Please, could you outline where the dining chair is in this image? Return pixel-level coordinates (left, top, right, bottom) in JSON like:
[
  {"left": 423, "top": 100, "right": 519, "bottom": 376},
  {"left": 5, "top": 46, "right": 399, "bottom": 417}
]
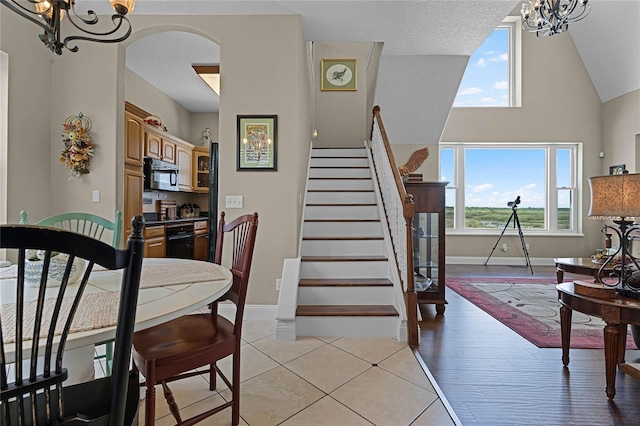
[
  {"left": 132, "top": 211, "right": 259, "bottom": 426},
  {"left": 18, "top": 210, "right": 124, "bottom": 376},
  {"left": 0, "top": 215, "right": 145, "bottom": 425}
]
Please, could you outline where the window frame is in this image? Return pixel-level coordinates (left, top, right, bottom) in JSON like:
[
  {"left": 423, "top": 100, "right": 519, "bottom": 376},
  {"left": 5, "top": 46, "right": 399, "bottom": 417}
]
[{"left": 440, "top": 142, "right": 580, "bottom": 235}]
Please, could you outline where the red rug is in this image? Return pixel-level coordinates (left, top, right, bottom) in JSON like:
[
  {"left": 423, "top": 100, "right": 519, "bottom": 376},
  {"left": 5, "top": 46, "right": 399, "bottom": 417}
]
[{"left": 447, "top": 277, "right": 637, "bottom": 349}]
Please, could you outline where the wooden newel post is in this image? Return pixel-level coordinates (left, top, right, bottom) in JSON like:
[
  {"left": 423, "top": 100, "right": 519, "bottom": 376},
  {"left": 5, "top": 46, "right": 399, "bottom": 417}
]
[{"left": 404, "top": 194, "right": 418, "bottom": 347}]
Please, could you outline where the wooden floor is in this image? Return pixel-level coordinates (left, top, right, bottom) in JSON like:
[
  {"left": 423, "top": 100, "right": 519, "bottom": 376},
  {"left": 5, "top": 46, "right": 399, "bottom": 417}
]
[{"left": 417, "top": 264, "right": 640, "bottom": 426}]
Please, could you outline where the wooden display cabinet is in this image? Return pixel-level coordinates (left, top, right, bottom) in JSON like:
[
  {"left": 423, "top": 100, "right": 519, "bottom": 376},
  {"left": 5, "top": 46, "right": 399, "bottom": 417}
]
[
  {"left": 404, "top": 181, "right": 448, "bottom": 314},
  {"left": 192, "top": 146, "right": 210, "bottom": 193}
]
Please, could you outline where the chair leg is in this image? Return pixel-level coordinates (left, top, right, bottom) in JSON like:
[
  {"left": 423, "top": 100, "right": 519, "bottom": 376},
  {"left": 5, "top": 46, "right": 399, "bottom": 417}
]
[
  {"left": 145, "top": 381, "right": 156, "bottom": 426},
  {"left": 105, "top": 341, "right": 114, "bottom": 376},
  {"left": 232, "top": 352, "right": 240, "bottom": 426},
  {"left": 162, "top": 381, "right": 182, "bottom": 424},
  {"left": 209, "top": 362, "right": 217, "bottom": 391}
]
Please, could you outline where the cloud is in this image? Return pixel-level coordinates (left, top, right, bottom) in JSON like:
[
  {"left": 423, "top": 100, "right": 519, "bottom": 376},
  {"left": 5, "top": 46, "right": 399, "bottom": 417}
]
[
  {"left": 499, "top": 53, "right": 508, "bottom": 62},
  {"left": 476, "top": 58, "right": 487, "bottom": 67},
  {"left": 459, "top": 87, "right": 483, "bottom": 95},
  {"left": 473, "top": 183, "right": 493, "bottom": 192},
  {"left": 480, "top": 97, "right": 499, "bottom": 104},
  {"left": 492, "top": 80, "right": 508, "bottom": 90}
]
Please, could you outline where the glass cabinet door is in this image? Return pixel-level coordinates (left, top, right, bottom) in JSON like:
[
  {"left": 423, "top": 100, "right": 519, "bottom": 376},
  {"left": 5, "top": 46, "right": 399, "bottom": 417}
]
[{"left": 413, "top": 212, "right": 439, "bottom": 292}]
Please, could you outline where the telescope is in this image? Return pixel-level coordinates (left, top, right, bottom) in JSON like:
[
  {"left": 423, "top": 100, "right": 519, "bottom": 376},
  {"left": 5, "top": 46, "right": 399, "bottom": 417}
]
[{"left": 507, "top": 196, "right": 521, "bottom": 208}]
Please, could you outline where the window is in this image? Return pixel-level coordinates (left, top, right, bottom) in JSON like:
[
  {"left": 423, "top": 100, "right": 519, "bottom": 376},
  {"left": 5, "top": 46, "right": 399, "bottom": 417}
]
[
  {"left": 440, "top": 143, "right": 579, "bottom": 234},
  {"left": 453, "top": 17, "right": 521, "bottom": 107}
]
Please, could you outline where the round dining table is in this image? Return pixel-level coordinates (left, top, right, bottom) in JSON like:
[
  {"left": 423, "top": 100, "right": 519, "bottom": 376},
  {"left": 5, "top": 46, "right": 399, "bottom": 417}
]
[{"left": 1, "top": 257, "right": 233, "bottom": 384}]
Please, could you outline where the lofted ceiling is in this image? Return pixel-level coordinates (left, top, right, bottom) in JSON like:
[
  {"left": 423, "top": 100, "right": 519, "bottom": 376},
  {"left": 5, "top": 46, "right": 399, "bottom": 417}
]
[{"left": 118, "top": 0, "right": 639, "bottom": 113}]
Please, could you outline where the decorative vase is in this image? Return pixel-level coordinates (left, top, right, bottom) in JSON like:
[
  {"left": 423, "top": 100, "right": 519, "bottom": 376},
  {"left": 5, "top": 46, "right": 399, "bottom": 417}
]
[{"left": 24, "top": 255, "right": 85, "bottom": 287}]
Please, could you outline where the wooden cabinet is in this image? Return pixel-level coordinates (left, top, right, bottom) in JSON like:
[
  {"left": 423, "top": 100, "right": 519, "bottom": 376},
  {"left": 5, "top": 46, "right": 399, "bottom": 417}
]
[
  {"left": 124, "top": 164, "right": 143, "bottom": 236},
  {"left": 124, "top": 112, "right": 144, "bottom": 166},
  {"left": 144, "top": 128, "right": 176, "bottom": 164},
  {"left": 176, "top": 143, "right": 193, "bottom": 192},
  {"left": 144, "top": 225, "right": 166, "bottom": 258},
  {"left": 192, "top": 146, "right": 210, "bottom": 193},
  {"left": 162, "top": 140, "right": 176, "bottom": 164},
  {"left": 193, "top": 220, "right": 209, "bottom": 261},
  {"left": 404, "top": 181, "right": 447, "bottom": 314}
]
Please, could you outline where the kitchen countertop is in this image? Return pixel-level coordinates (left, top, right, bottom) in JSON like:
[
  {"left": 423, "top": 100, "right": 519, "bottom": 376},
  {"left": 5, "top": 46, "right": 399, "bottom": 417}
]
[{"left": 144, "top": 217, "right": 209, "bottom": 227}]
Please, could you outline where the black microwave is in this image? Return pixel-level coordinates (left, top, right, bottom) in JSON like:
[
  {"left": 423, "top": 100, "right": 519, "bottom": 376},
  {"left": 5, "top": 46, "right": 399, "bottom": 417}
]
[{"left": 144, "top": 158, "right": 179, "bottom": 192}]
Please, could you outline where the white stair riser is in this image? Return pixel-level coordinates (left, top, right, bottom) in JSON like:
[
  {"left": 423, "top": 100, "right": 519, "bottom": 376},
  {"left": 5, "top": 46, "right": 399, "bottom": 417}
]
[
  {"left": 307, "top": 179, "right": 373, "bottom": 191},
  {"left": 310, "top": 158, "right": 369, "bottom": 167},
  {"left": 312, "top": 148, "right": 366, "bottom": 158},
  {"left": 305, "top": 205, "right": 379, "bottom": 220},
  {"left": 298, "top": 286, "right": 393, "bottom": 305},
  {"left": 303, "top": 221, "right": 383, "bottom": 237},
  {"left": 300, "top": 239, "right": 385, "bottom": 256},
  {"left": 300, "top": 261, "right": 389, "bottom": 278},
  {"left": 309, "top": 168, "right": 371, "bottom": 178},
  {"left": 306, "top": 191, "right": 376, "bottom": 204},
  {"left": 296, "top": 316, "right": 397, "bottom": 338}
]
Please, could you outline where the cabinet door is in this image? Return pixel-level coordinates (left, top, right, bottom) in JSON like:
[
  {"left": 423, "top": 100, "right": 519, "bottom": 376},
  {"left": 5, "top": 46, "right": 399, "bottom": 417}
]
[
  {"left": 192, "top": 147, "right": 210, "bottom": 193},
  {"left": 194, "top": 233, "right": 209, "bottom": 261},
  {"left": 177, "top": 144, "right": 193, "bottom": 192},
  {"left": 145, "top": 238, "right": 166, "bottom": 258},
  {"left": 162, "top": 140, "right": 176, "bottom": 164},
  {"left": 124, "top": 165, "right": 143, "bottom": 234},
  {"left": 125, "top": 112, "right": 143, "bottom": 166},
  {"left": 145, "top": 131, "right": 162, "bottom": 159}
]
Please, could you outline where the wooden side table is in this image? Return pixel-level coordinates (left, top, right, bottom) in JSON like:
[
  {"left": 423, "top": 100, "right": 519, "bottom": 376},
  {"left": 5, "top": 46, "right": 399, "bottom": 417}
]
[
  {"left": 556, "top": 282, "right": 640, "bottom": 400},
  {"left": 554, "top": 257, "right": 614, "bottom": 284}
]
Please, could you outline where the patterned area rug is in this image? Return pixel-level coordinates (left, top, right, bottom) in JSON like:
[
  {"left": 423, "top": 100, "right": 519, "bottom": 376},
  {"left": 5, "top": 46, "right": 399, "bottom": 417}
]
[{"left": 447, "top": 277, "right": 637, "bottom": 349}]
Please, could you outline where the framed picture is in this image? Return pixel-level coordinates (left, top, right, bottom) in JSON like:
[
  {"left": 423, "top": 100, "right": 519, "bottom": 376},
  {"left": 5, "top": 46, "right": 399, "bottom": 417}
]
[
  {"left": 321, "top": 59, "right": 357, "bottom": 91},
  {"left": 609, "top": 164, "right": 626, "bottom": 175},
  {"left": 237, "top": 115, "right": 277, "bottom": 171}
]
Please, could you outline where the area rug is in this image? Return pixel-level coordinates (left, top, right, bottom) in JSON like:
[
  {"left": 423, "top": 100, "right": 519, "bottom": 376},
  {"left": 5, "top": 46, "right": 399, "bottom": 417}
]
[{"left": 446, "top": 277, "right": 637, "bottom": 349}]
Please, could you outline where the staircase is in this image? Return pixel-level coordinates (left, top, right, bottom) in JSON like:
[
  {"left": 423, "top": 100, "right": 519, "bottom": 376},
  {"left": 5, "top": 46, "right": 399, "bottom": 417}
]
[{"left": 276, "top": 146, "right": 405, "bottom": 340}]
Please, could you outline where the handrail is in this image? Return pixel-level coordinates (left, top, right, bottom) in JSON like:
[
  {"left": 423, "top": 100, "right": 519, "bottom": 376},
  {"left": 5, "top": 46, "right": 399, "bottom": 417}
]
[{"left": 370, "top": 106, "right": 418, "bottom": 347}]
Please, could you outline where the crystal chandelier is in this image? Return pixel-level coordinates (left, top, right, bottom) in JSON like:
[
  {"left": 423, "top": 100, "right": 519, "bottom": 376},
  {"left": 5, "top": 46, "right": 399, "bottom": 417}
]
[
  {"left": 0, "top": 0, "right": 135, "bottom": 55},
  {"left": 521, "top": 0, "right": 591, "bottom": 37}
]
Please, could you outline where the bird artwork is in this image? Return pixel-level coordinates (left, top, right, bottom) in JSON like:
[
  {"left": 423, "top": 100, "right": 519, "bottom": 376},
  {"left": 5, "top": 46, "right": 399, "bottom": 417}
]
[
  {"left": 398, "top": 147, "right": 429, "bottom": 180},
  {"left": 331, "top": 67, "right": 348, "bottom": 82}
]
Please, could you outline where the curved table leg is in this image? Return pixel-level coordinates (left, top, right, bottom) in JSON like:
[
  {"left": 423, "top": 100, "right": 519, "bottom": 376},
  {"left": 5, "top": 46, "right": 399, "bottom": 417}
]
[
  {"left": 556, "top": 267, "right": 564, "bottom": 284},
  {"left": 560, "top": 304, "right": 572, "bottom": 366},
  {"left": 604, "top": 322, "right": 620, "bottom": 400}
]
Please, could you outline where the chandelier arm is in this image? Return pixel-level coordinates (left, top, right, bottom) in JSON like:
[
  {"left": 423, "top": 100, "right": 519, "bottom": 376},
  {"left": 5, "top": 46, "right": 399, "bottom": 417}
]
[
  {"left": 69, "top": 2, "right": 99, "bottom": 25},
  {"left": 64, "top": 13, "right": 130, "bottom": 39},
  {"left": 0, "top": 0, "right": 57, "bottom": 38}
]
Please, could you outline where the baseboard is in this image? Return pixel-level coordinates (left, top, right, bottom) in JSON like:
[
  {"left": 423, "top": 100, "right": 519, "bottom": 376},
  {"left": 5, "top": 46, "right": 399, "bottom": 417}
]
[
  {"left": 218, "top": 304, "right": 277, "bottom": 321},
  {"left": 447, "top": 256, "right": 556, "bottom": 266}
]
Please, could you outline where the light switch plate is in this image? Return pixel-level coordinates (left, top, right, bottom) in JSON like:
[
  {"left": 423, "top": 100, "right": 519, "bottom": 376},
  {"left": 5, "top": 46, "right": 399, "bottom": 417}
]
[
  {"left": 226, "top": 195, "right": 243, "bottom": 208},
  {"left": 92, "top": 190, "right": 100, "bottom": 203}
]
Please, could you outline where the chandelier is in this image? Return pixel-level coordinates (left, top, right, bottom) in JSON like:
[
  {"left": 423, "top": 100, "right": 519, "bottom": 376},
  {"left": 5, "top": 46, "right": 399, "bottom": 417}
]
[
  {"left": 0, "top": 0, "right": 136, "bottom": 55},
  {"left": 521, "top": 0, "right": 591, "bottom": 37}
]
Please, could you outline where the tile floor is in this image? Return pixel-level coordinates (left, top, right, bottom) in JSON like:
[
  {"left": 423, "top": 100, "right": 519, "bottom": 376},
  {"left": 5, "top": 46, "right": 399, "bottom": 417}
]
[{"left": 95, "top": 319, "right": 460, "bottom": 426}]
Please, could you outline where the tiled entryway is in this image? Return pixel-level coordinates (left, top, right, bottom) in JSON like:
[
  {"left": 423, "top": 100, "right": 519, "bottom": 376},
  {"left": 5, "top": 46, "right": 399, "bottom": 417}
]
[{"left": 95, "top": 320, "right": 459, "bottom": 425}]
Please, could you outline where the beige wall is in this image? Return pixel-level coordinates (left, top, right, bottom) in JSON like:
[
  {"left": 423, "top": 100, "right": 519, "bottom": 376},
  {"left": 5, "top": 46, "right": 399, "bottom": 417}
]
[
  {"left": 602, "top": 89, "right": 640, "bottom": 174},
  {"left": 439, "top": 30, "right": 604, "bottom": 261}
]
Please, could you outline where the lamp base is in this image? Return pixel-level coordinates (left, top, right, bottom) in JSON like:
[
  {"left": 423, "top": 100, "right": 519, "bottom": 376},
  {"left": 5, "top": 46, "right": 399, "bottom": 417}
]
[
  {"left": 616, "top": 287, "right": 640, "bottom": 299},
  {"left": 573, "top": 280, "right": 617, "bottom": 298}
]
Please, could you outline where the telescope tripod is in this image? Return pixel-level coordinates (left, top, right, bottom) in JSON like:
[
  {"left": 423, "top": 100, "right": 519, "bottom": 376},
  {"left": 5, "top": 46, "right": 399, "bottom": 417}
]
[{"left": 485, "top": 207, "right": 533, "bottom": 274}]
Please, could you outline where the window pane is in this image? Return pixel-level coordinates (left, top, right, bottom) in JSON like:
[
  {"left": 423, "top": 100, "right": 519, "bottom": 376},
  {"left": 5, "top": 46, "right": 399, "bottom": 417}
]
[
  {"left": 453, "top": 28, "right": 510, "bottom": 107},
  {"left": 464, "top": 148, "right": 545, "bottom": 229},
  {"left": 557, "top": 189, "right": 572, "bottom": 230},
  {"left": 445, "top": 189, "right": 455, "bottom": 229},
  {"left": 440, "top": 148, "right": 455, "bottom": 186},
  {"left": 556, "top": 149, "right": 571, "bottom": 187}
]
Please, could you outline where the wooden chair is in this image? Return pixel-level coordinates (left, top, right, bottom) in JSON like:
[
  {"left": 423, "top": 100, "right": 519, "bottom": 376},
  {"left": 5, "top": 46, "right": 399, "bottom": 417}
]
[
  {"left": 19, "top": 210, "right": 124, "bottom": 376},
  {"left": 0, "top": 216, "right": 145, "bottom": 425},
  {"left": 132, "top": 212, "right": 259, "bottom": 426}
]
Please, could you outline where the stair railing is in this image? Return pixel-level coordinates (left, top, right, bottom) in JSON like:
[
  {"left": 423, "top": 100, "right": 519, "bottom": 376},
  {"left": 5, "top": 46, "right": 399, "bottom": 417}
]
[{"left": 369, "top": 105, "right": 418, "bottom": 347}]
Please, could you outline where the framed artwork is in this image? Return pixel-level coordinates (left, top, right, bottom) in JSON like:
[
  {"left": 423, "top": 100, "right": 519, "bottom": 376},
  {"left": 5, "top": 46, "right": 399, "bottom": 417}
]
[
  {"left": 321, "top": 59, "right": 357, "bottom": 91},
  {"left": 237, "top": 115, "right": 277, "bottom": 171},
  {"left": 609, "top": 164, "right": 626, "bottom": 175}
]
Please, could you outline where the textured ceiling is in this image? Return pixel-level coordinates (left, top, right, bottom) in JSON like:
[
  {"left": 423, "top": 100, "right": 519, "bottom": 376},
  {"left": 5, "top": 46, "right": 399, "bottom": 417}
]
[{"left": 118, "top": 0, "right": 639, "bottom": 112}]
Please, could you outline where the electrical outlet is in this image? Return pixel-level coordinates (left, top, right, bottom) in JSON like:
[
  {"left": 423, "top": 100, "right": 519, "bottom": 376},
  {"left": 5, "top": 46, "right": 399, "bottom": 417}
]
[
  {"left": 226, "top": 195, "right": 243, "bottom": 208},
  {"left": 502, "top": 243, "right": 508, "bottom": 252},
  {"left": 276, "top": 278, "right": 282, "bottom": 291}
]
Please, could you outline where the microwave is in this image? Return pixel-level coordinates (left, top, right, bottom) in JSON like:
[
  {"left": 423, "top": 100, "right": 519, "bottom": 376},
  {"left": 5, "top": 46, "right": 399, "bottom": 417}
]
[{"left": 144, "top": 158, "right": 179, "bottom": 192}]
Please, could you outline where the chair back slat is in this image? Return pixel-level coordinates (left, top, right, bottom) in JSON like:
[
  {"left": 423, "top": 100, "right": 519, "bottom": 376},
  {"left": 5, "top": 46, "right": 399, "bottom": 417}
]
[{"left": 0, "top": 216, "right": 144, "bottom": 425}]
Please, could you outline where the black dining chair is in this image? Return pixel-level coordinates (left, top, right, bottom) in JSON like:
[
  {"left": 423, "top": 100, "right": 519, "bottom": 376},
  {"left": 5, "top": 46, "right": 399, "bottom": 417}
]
[{"left": 0, "top": 216, "right": 145, "bottom": 425}]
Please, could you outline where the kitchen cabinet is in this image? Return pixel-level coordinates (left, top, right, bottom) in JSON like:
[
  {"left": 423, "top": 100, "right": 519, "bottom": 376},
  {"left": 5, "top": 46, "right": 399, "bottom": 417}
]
[
  {"left": 193, "top": 220, "right": 209, "bottom": 261},
  {"left": 404, "top": 181, "right": 448, "bottom": 314},
  {"left": 124, "top": 164, "right": 143, "bottom": 237},
  {"left": 192, "top": 146, "right": 209, "bottom": 193},
  {"left": 144, "top": 225, "right": 166, "bottom": 258},
  {"left": 124, "top": 112, "right": 144, "bottom": 166},
  {"left": 144, "top": 127, "right": 176, "bottom": 164},
  {"left": 176, "top": 143, "right": 193, "bottom": 192}
]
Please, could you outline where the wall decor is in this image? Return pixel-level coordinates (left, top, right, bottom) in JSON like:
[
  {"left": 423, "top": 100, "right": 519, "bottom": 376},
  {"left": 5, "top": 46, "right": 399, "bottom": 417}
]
[
  {"left": 321, "top": 59, "right": 357, "bottom": 91},
  {"left": 237, "top": 115, "right": 277, "bottom": 171},
  {"left": 60, "top": 112, "right": 94, "bottom": 179},
  {"left": 609, "top": 164, "right": 626, "bottom": 175}
]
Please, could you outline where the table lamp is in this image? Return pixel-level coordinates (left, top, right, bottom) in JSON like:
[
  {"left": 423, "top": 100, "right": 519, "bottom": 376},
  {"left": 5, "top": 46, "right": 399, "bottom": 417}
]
[{"left": 588, "top": 172, "right": 640, "bottom": 298}]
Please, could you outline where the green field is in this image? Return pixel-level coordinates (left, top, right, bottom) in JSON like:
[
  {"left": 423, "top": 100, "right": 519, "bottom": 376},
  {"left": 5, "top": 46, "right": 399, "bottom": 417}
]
[{"left": 445, "top": 207, "right": 571, "bottom": 230}]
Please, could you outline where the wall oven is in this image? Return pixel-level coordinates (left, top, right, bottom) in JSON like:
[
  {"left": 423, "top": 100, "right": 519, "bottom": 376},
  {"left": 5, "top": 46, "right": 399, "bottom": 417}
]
[
  {"left": 144, "top": 158, "right": 179, "bottom": 192},
  {"left": 165, "top": 223, "right": 194, "bottom": 259}
]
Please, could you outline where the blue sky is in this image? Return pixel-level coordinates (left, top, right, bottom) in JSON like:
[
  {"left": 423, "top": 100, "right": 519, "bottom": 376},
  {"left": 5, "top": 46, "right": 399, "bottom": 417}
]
[
  {"left": 453, "top": 29, "right": 509, "bottom": 107},
  {"left": 440, "top": 148, "right": 571, "bottom": 209}
]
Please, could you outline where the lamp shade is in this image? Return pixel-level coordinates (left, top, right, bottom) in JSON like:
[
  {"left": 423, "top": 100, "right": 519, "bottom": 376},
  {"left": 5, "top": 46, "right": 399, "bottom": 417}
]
[{"left": 588, "top": 173, "right": 640, "bottom": 220}]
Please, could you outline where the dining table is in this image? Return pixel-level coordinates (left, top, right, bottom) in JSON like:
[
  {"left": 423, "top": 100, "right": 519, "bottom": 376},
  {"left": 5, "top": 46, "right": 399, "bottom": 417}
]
[{"left": 0, "top": 257, "right": 233, "bottom": 384}]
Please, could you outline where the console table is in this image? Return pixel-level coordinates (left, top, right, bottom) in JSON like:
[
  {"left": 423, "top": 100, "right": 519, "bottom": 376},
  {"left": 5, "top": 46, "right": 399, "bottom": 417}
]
[
  {"left": 556, "top": 282, "right": 640, "bottom": 400},
  {"left": 554, "top": 257, "right": 614, "bottom": 284}
]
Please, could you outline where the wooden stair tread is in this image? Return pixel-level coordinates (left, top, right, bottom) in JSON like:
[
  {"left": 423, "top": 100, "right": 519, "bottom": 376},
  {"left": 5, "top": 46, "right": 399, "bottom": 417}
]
[
  {"left": 296, "top": 305, "right": 398, "bottom": 317},
  {"left": 301, "top": 255, "right": 387, "bottom": 262},
  {"left": 299, "top": 278, "right": 392, "bottom": 287},
  {"left": 302, "top": 236, "right": 383, "bottom": 240}
]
